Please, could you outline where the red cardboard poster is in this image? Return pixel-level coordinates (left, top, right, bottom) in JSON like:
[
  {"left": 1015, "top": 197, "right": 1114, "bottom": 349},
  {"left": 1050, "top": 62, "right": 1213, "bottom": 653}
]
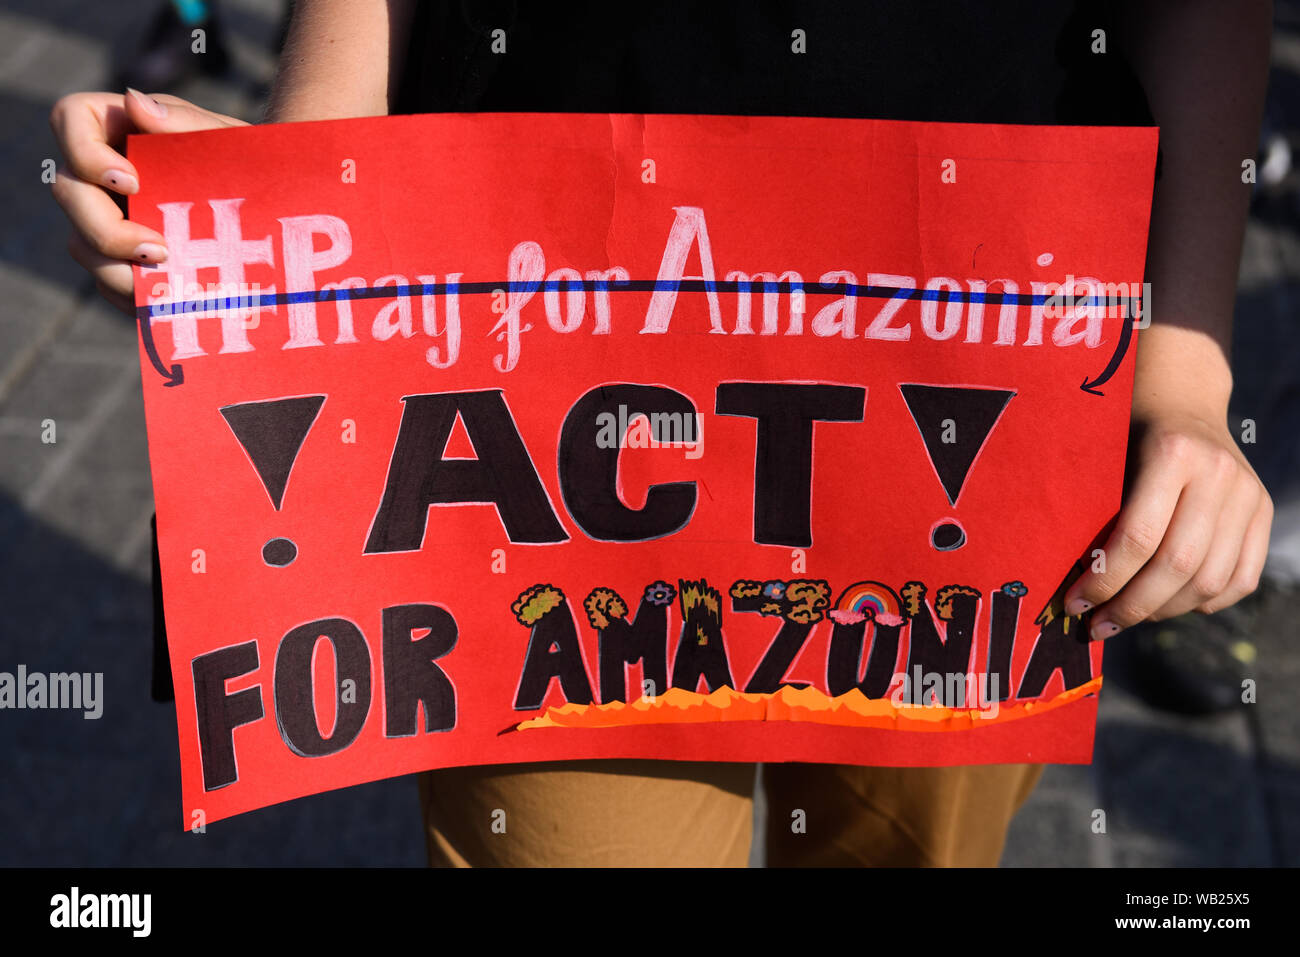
[{"left": 128, "top": 114, "right": 1157, "bottom": 826}]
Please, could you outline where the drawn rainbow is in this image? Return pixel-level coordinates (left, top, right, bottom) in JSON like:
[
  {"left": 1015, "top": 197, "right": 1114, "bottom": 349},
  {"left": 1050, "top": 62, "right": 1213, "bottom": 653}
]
[{"left": 836, "top": 581, "right": 902, "bottom": 620}]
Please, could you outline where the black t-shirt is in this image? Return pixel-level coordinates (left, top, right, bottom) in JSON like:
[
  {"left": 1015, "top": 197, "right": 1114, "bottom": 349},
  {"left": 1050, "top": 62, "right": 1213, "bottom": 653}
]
[{"left": 393, "top": 0, "right": 1155, "bottom": 127}]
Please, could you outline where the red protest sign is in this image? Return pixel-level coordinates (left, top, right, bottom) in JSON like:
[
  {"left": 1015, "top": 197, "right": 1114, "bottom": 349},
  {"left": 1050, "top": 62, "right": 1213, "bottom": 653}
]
[{"left": 129, "top": 114, "right": 1156, "bottom": 826}]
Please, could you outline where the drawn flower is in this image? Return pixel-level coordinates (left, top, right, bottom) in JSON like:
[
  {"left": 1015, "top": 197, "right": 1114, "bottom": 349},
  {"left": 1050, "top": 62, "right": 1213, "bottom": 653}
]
[
  {"left": 584, "top": 588, "right": 627, "bottom": 630},
  {"left": 762, "top": 580, "right": 787, "bottom": 600},
  {"left": 512, "top": 585, "right": 564, "bottom": 626},
  {"left": 1001, "top": 581, "right": 1028, "bottom": 598},
  {"left": 644, "top": 581, "right": 676, "bottom": 606},
  {"left": 785, "top": 580, "right": 832, "bottom": 623}
]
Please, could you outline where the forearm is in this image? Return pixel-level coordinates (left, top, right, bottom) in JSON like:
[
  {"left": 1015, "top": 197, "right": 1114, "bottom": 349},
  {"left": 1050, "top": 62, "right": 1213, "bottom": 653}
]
[
  {"left": 1119, "top": 0, "right": 1272, "bottom": 420},
  {"left": 265, "top": 0, "right": 415, "bottom": 122}
]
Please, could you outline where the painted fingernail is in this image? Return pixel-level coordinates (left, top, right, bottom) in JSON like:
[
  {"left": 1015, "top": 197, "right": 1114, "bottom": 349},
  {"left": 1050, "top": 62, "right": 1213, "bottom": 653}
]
[
  {"left": 102, "top": 169, "right": 139, "bottom": 194},
  {"left": 126, "top": 87, "right": 167, "bottom": 118},
  {"left": 1089, "top": 618, "right": 1121, "bottom": 641},
  {"left": 1065, "top": 597, "right": 1092, "bottom": 616},
  {"left": 131, "top": 242, "right": 167, "bottom": 264}
]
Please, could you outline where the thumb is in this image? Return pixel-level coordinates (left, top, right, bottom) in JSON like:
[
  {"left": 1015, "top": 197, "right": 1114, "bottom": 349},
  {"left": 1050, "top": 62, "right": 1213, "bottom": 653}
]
[{"left": 124, "top": 87, "right": 247, "bottom": 134}]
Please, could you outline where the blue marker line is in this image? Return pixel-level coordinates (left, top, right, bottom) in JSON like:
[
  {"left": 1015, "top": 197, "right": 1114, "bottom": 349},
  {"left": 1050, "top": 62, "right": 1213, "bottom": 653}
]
[{"left": 138, "top": 279, "right": 1130, "bottom": 321}]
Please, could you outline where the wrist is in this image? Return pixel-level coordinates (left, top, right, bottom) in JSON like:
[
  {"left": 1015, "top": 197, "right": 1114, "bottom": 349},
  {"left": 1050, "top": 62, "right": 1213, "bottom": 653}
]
[{"left": 1130, "top": 321, "right": 1234, "bottom": 422}]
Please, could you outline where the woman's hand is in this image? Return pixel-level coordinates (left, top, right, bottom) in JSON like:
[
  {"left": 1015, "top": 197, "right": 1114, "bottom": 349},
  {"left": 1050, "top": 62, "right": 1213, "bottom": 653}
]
[
  {"left": 49, "top": 88, "right": 246, "bottom": 314},
  {"left": 1064, "top": 328, "right": 1273, "bottom": 639},
  {"left": 51, "top": 0, "right": 414, "bottom": 314}
]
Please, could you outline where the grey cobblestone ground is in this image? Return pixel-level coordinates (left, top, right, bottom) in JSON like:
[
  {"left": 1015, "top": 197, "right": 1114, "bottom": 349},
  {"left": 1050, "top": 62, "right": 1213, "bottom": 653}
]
[{"left": 1, "top": 0, "right": 1297, "bottom": 866}]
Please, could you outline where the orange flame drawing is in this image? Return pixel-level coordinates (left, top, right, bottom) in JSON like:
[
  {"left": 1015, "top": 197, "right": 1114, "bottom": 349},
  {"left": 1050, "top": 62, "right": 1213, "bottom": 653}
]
[{"left": 514, "top": 676, "right": 1101, "bottom": 733}]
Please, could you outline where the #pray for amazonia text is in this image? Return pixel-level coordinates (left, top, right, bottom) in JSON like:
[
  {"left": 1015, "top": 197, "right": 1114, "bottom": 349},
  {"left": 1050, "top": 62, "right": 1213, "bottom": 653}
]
[{"left": 144, "top": 203, "right": 1146, "bottom": 371}]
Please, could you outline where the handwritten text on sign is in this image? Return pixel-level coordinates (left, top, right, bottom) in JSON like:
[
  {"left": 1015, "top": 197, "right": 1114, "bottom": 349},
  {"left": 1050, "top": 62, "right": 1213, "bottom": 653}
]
[{"left": 128, "top": 114, "right": 1157, "bottom": 825}]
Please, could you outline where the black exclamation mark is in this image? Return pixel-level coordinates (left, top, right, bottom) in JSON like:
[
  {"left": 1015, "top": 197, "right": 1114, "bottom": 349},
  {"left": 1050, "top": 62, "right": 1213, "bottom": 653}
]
[
  {"left": 219, "top": 395, "right": 326, "bottom": 567},
  {"left": 899, "top": 384, "right": 1014, "bottom": 551}
]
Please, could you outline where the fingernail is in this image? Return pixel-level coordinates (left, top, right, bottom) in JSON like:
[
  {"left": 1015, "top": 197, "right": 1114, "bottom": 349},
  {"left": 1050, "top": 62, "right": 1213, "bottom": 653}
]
[
  {"left": 126, "top": 87, "right": 167, "bottom": 118},
  {"left": 1065, "top": 597, "right": 1092, "bottom": 617},
  {"left": 131, "top": 242, "right": 167, "bottom": 264},
  {"left": 102, "top": 169, "right": 139, "bottom": 194},
  {"left": 1089, "top": 618, "right": 1121, "bottom": 641}
]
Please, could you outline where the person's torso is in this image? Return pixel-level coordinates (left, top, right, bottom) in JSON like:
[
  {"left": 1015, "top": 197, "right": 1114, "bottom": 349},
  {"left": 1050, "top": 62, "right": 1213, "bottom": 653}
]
[{"left": 394, "top": 0, "right": 1153, "bottom": 127}]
